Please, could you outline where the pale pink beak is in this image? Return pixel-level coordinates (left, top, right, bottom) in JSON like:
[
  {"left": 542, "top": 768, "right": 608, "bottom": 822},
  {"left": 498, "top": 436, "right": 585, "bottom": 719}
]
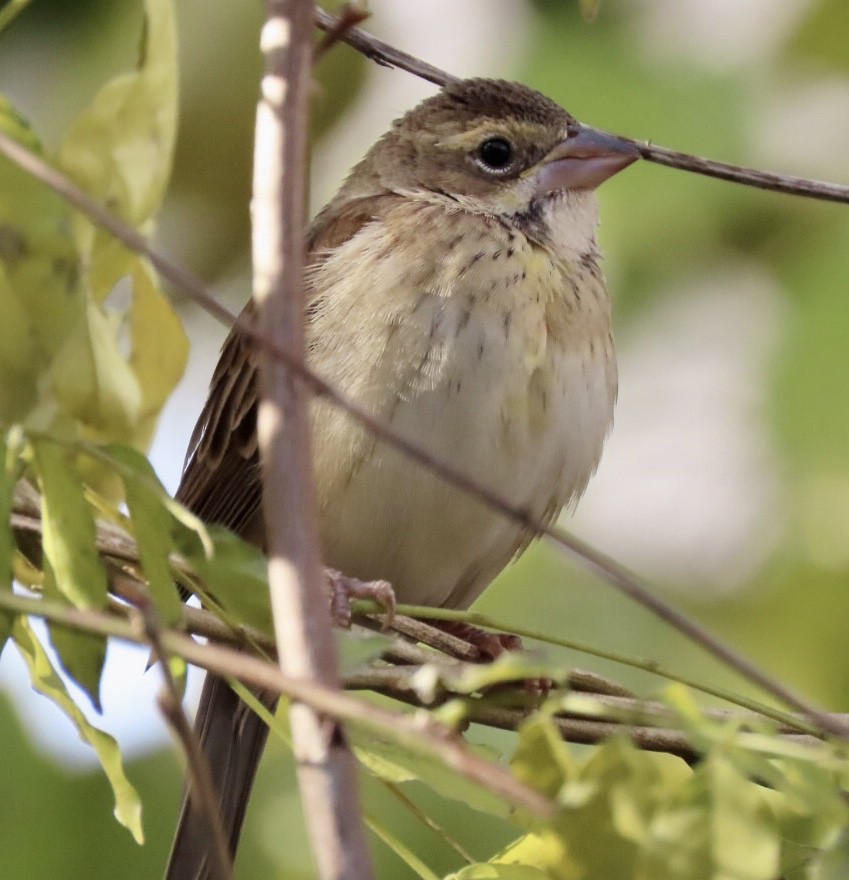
[{"left": 534, "top": 127, "right": 639, "bottom": 194}]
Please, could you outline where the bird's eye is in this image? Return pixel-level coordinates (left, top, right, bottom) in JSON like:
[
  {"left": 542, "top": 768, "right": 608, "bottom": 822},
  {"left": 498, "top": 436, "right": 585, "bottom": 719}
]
[{"left": 477, "top": 137, "right": 513, "bottom": 171}]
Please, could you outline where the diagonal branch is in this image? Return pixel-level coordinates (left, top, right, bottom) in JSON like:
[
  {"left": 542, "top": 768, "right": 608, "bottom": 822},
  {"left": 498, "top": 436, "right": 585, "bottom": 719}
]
[
  {"left": 144, "top": 606, "right": 233, "bottom": 880},
  {"left": 313, "top": 6, "right": 849, "bottom": 205}
]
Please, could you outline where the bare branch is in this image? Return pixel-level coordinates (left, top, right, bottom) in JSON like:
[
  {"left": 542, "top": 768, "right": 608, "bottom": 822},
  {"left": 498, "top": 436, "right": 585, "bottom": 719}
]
[
  {"left": 313, "top": 5, "right": 849, "bottom": 205},
  {"left": 313, "top": 6, "right": 454, "bottom": 87},
  {"left": 143, "top": 606, "right": 233, "bottom": 880},
  {"left": 616, "top": 137, "right": 849, "bottom": 204},
  {"left": 252, "top": 2, "right": 375, "bottom": 877},
  {"left": 313, "top": 3, "right": 370, "bottom": 63}
]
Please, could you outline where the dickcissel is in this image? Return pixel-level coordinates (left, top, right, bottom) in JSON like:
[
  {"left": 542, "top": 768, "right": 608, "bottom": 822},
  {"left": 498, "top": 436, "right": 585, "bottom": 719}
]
[{"left": 166, "top": 78, "right": 637, "bottom": 878}]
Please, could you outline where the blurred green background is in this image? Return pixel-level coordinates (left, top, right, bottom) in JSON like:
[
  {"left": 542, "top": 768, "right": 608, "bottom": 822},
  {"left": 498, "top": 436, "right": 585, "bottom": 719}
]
[{"left": 1, "top": 0, "right": 849, "bottom": 876}]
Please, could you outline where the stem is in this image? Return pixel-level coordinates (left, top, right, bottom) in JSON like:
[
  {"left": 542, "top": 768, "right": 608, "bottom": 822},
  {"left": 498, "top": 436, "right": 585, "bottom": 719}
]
[{"left": 252, "top": 2, "right": 375, "bottom": 877}]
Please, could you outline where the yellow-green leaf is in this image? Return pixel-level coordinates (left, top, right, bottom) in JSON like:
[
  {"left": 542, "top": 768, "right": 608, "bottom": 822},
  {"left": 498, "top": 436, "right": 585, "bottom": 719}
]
[
  {"left": 12, "top": 616, "right": 143, "bottom": 843},
  {"left": 0, "top": 96, "right": 82, "bottom": 426},
  {"left": 126, "top": 256, "right": 188, "bottom": 448},
  {"left": 50, "top": 299, "right": 143, "bottom": 439},
  {"left": 32, "top": 438, "right": 108, "bottom": 609},
  {"left": 708, "top": 756, "right": 779, "bottom": 880},
  {"left": 176, "top": 524, "right": 273, "bottom": 635},
  {"left": 511, "top": 715, "right": 577, "bottom": 799},
  {"left": 0, "top": 430, "right": 21, "bottom": 594},
  {"left": 44, "top": 595, "right": 107, "bottom": 713},
  {"left": 352, "top": 734, "right": 512, "bottom": 819},
  {"left": 106, "top": 443, "right": 181, "bottom": 623},
  {"left": 815, "top": 830, "right": 849, "bottom": 880},
  {"left": 56, "top": 0, "right": 178, "bottom": 240}
]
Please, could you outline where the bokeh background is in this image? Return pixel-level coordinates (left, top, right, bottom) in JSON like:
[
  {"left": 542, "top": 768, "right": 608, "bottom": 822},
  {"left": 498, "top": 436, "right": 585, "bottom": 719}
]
[{"left": 1, "top": 0, "right": 848, "bottom": 876}]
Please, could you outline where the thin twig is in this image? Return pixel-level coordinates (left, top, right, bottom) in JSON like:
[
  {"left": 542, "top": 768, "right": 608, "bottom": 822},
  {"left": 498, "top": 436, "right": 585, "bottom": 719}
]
[
  {"left": 313, "top": 6, "right": 452, "bottom": 86},
  {"left": 141, "top": 605, "right": 233, "bottom": 880},
  {"left": 313, "top": 5, "right": 849, "bottom": 205},
  {"left": 0, "top": 0, "right": 34, "bottom": 33},
  {"left": 0, "top": 74, "right": 844, "bottom": 737},
  {"left": 253, "top": 2, "right": 375, "bottom": 878},
  {"left": 313, "top": 3, "right": 370, "bottom": 62},
  {"left": 616, "top": 137, "right": 849, "bottom": 204}
]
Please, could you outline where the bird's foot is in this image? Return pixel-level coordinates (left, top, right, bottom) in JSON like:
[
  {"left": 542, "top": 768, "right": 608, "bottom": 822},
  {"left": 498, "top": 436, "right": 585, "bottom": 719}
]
[{"left": 326, "top": 568, "right": 396, "bottom": 629}]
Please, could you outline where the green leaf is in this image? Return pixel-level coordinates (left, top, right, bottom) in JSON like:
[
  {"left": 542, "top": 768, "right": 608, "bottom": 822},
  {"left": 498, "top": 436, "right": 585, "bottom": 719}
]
[
  {"left": 0, "top": 96, "right": 82, "bottom": 426},
  {"left": 12, "top": 616, "right": 143, "bottom": 843},
  {"left": 352, "top": 734, "right": 512, "bottom": 820},
  {"left": 39, "top": 537, "right": 106, "bottom": 710},
  {"left": 56, "top": 0, "right": 178, "bottom": 241},
  {"left": 416, "top": 652, "right": 566, "bottom": 699},
  {"left": 45, "top": 609, "right": 106, "bottom": 712},
  {"left": 126, "top": 257, "right": 189, "bottom": 448},
  {"left": 106, "top": 444, "right": 182, "bottom": 623},
  {"left": 50, "top": 298, "right": 143, "bottom": 440},
  {"left": 336, "top": 629, "right": 394, "bottom": 674},
  {"left": 32, "top": 438, "right": 108, "bottom": 610},
  {"left": 176, "top": 524, "right": 273, "bottom": 635},
  {"left": 0, "top": 430, "right": 21, "bottom": 598}
]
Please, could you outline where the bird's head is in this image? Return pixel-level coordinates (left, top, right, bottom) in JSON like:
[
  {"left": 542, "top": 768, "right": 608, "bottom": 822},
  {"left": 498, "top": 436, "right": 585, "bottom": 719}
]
[{"left": 340, "top": 78, "right": 638, "bottom": 227}]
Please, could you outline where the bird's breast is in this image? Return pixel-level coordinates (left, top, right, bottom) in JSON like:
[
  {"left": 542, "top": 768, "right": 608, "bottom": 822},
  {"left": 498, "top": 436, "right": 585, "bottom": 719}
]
[{"left": 307, "top": 203, "right": 616, "bottom": 608}]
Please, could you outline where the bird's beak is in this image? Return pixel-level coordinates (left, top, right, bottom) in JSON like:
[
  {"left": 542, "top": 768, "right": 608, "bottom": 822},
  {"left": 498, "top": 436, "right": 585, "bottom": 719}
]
[{"left": 534, "top": 127, "right": 639, "bottom": 195}]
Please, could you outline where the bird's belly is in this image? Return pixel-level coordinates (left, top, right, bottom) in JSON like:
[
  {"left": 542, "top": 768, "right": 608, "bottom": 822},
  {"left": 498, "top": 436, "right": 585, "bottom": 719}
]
[{"left": 315, "top": 320, "right": 615, "bottom": 610}]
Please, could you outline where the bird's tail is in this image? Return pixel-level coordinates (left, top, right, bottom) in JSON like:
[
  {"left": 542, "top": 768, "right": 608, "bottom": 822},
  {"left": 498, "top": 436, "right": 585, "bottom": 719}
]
[{"left": 165, "top": 672, "right": 278, "bottom": 880}]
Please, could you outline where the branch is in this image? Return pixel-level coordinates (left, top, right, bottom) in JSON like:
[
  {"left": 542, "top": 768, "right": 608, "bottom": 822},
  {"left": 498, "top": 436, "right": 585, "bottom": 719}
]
[
  {"left": 15, "top": 487, "right": 824, "bottom": 753},
  {"left": 313, "top": 7, "right": 453, "bottom": 87},
  {"left": 252, "top": 2, "right": 375, "bottom": 878},
  {"left": 313, "top": 6, "right": 849, "bottom": 205},
  {"left": 3, "top": 587, "right": 842, "bottom": 782},
  {"left": 143, "top": 606, "right": 233, "bottom": 880}
]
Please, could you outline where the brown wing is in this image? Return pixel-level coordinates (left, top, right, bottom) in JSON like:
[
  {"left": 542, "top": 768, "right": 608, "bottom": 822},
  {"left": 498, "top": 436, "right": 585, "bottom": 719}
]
[{"left": 175, "top": 194, "right": 395, "bottom": 541}]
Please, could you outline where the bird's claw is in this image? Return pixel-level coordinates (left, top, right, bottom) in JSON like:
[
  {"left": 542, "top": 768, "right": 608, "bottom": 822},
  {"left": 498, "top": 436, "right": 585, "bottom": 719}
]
[{"left": 326, "top": 568, "right": 396, "bottom": 629}]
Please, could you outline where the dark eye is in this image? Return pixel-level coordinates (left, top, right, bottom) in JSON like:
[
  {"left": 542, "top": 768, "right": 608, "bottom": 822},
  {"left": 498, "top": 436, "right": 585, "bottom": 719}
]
[{"left": 477, "top": 137, "right": 513, "bottom": 171}]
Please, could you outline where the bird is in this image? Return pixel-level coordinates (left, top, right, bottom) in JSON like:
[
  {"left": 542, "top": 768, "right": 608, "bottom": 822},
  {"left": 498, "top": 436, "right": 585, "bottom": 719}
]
[{"left": 165, "top": 77, "right": 637, "bottom": 879}]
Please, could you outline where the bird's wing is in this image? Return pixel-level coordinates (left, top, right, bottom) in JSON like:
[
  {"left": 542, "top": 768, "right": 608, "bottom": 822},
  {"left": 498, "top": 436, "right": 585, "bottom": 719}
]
[{"left": 174, "top": 194, "right": 395, "bottom": 540}]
